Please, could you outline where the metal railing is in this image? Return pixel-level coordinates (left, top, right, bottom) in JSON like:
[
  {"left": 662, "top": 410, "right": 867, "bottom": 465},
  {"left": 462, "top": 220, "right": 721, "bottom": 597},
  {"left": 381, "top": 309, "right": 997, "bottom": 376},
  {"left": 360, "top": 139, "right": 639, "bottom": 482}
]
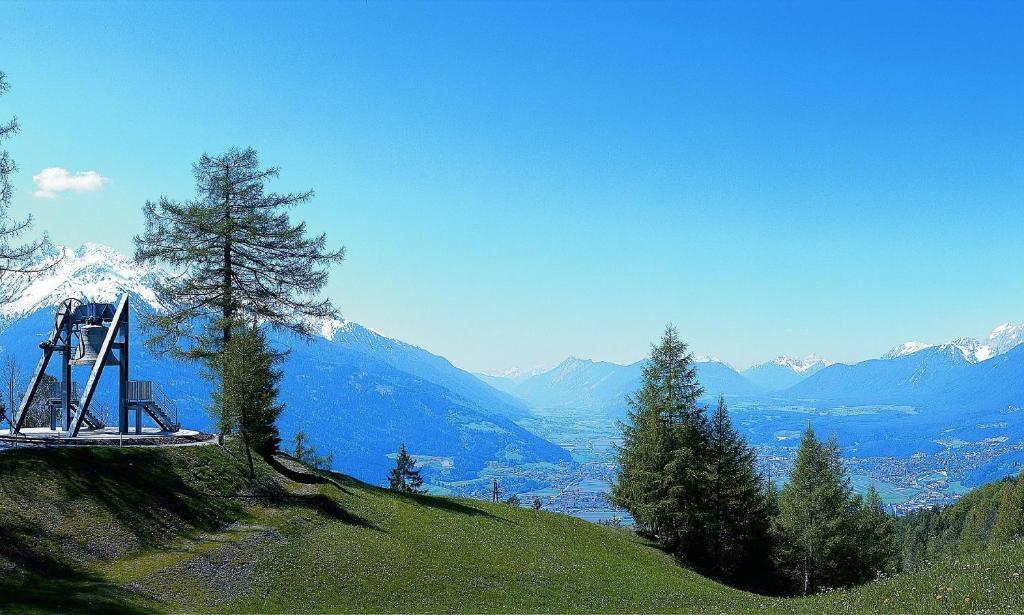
[
  {"left": 127, "top": 380, "right": 153, "bottom": 402},
  {"left": 151, "top": 382, "right": 179, "bottom": 430}
]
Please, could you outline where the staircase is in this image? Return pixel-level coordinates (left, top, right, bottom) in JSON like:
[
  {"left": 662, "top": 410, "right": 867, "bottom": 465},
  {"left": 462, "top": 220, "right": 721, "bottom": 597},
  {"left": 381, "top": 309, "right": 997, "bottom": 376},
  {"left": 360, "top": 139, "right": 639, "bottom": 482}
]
[
  {"left": 128, "top": 381, "right": 179, "bottom": 432},
  {"left": 42, "top": 382, "right": 106, "bottom": 430},
  {"left": 81, "top": 407, "right": 105, "bottom": 429}
]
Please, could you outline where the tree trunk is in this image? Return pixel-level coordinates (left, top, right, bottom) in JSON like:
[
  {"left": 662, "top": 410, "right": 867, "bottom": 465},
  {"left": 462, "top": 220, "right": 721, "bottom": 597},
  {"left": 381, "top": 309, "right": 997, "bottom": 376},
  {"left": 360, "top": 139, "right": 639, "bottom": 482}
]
[{"left": 222, "top": 166, "right": 255, "bottom": 480}]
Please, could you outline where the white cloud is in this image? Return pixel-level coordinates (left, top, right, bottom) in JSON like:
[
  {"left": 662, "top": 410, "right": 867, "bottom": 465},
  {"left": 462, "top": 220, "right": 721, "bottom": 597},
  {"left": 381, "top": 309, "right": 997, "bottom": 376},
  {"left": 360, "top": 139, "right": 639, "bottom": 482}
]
[{"left": 32, "top": 167, "right": 108, "bottom": 198}]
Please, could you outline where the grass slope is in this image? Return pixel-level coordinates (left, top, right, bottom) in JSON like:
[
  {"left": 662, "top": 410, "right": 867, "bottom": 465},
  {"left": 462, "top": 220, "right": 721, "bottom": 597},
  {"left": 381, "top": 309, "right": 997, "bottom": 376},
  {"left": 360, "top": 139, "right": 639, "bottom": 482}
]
[{"left": 1, "top": 445, "right": 1021, "bottom": 614}]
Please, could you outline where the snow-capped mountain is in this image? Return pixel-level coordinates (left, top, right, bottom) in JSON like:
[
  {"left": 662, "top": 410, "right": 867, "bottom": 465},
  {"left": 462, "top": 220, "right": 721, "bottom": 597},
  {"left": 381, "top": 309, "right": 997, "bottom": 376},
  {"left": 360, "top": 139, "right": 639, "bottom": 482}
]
[
  {"left": 482, "top": 366, "right": 551, "bottom": 382},
  {"left": 883, "top": 341, "right": 937, "bottom": 360},
  {"left": 475, "top": 365, "right": 552, "bottom": 394},
  {"left": 883, "top": 323, "right": 1024, "bottom": 364},
  {"left": 0, "top": 244, "right": 567, "bottom": 483},
  {"left": 986, "top": 323, "right": 1024, "bottom": 357},
  {"left": 0, "top": 243, "right": 160, "bottom": 320},
  {"left": 741, "top": 355, "right": 832, "bottom": 392}
]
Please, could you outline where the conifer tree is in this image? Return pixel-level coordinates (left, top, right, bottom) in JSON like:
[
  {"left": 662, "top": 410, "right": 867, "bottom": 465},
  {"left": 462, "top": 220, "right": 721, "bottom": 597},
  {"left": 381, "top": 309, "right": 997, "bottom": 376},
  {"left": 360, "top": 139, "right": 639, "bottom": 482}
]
[
  {"left": 212, "top": 324, "right": 285, "bottom": 475},
  {"left": 959, "top": 484, "right": 1002, "bottom": 554},
  {"left": 293, "top": 430, "right": 334, "bottom": 470},
  {"left": 613, "top": 381, "right": 674, "bottom": 534},
  {"left": 135, "top": 147, "right": 344, "bottom": 475},
  {"left": 388, "top": 443, "right": 425, "bottom": 494},
  {"left": 135, "top": 147, "right": 345, "bottom": 360},
  {"left": 705, "top": 396, "right": 772, "bottom": 582},
  {"left": 774, "top": 425, "right": 851, "bottom": 595},
  {"left": 851, "top": 485, "right": 898, "bottom": 582},
  {"left": 613, "top": 325, "right": 709, "bottom": 559}
]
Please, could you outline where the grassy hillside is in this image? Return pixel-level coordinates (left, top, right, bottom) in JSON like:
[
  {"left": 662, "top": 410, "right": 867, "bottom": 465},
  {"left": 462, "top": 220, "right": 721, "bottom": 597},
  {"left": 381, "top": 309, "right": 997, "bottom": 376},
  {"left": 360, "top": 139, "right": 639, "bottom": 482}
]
[{"left": 1, "top": 445, "right": 1022, "bottom": 614}]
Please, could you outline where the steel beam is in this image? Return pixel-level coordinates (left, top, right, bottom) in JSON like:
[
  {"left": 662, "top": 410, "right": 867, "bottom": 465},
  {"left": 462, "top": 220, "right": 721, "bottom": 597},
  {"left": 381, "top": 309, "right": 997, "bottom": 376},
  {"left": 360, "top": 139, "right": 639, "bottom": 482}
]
[
  {"left": 10, "top": 311, "right": 68, "bottom": 434},
  {"left": 67, "top": 294, "right": 128, "bottom": 438}
]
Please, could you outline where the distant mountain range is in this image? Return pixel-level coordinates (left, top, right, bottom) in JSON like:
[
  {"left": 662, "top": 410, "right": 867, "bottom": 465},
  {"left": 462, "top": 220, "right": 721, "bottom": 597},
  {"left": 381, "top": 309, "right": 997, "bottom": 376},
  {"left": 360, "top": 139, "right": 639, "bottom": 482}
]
[
  {"left": 478, "top": 323, "right": 1024, "bottom": 420},
  {"left": 883, "top": 325, "right": 1024, "bottom": 363},
  {"left": 478, "top": 355, "right": 762, "bottom": 417},
  {"left": 741, "top": 355, "right": 832, "bottom": 392},
  {"left": 784, "top": 340, "right": 1024, "bottom": 414},
  {"left": 0, "top": 244, "right": 570, "bottom": 484}
]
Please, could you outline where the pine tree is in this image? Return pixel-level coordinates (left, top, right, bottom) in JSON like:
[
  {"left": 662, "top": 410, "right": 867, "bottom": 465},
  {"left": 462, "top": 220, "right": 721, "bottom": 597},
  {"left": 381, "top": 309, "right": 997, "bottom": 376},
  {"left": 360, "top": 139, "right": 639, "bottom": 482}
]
[
  {"left": 0, "top": 71, "right": 51, "bottom": 298},
  {"left": 135, "top": 148, "right": 344, "bottom": 475},
  {"left": 212, "top": 324, "right": 286, "bottom": 472},
  {"left": 531, "top": 498, "right": 543, "bottom": 510},
  {"left": 388, "top": 443, "right": 425, "bottom": 494},
  {"left": 612, "top": 325, "right": 708, "bottom": 560},
  {"left": 774, "top": 425, "right": 852, "bottom": 595},
  {"left": 135, "top": 148, "right": 345, "bottom": 359},
  {"left": 293, "top": 430, "right": 334, "bottom": 470},
  {"left": 612, "top": 381, "right": 674, "bottom": 534},
  {"left": 852, "top": 485, "right": 898, "bottom": 583},
  {"left": 705, "top": 396, "right": 772, "bottom": 583}
]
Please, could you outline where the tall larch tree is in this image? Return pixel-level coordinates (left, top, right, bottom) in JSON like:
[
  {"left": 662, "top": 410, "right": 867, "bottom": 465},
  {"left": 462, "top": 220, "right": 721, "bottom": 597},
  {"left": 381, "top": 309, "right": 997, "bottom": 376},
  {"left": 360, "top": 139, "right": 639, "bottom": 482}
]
[{"left": 135, "top": 147, "right": 345, "bottom": 475}]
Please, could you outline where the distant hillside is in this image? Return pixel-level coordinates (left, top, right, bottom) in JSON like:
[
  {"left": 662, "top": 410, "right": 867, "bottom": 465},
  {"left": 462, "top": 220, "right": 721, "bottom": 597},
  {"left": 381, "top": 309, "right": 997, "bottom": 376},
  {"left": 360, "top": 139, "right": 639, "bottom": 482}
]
[
  {"left": 781, "top": 343, "right": 1024, "bottom": 418},
  {"left": 782, "top": 344, "right": 975, "bottom": 404},
  {"left": 482, "top": 356, "right": 760, "bottom": 417},
  {"left": 741, "top": 356, "right": 831, "bottom": 392},
  {"left": 1, "top": 445, "right": 1021, "bottom": 613},
  {"left": 511, "top": 357, "right": 645, "bottom": 413}
]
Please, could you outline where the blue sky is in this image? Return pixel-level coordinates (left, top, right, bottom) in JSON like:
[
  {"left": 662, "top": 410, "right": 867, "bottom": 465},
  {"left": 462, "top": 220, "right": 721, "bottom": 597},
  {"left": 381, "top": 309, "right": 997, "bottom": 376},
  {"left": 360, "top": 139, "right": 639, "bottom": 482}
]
[{"left": 2, "top": 1, "right": 1023, "bottom": 372}]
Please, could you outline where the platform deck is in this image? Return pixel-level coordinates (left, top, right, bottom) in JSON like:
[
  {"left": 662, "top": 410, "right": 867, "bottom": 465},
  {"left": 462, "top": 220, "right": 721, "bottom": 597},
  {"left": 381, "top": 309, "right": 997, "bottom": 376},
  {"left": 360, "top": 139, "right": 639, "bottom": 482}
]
[{"left": 0, "top": 427, "right": 216, "bottom": 448}]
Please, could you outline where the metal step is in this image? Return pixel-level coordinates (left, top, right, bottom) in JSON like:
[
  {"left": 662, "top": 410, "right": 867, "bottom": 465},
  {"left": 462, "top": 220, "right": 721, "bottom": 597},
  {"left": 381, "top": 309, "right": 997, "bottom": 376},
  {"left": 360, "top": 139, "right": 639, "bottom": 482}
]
[{"left": 142, "top": 402, "right": 178, "bottom": 431}]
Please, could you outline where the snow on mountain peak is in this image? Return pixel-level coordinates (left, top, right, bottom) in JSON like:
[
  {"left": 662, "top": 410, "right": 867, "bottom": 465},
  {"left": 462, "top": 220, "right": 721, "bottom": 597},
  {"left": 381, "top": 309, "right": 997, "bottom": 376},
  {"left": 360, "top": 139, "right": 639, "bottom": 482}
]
[
  {"left": 767, "top": 354, "right": 832, "bottom": 374},
  {"left": 0, "top": 243, "right": 161, "bottom": 319},
  {"left": 883, "top": 322, "right": 1024, "bottom": 363},
  {"left": 482, "top": 365, "right": 552, "bottom": 382},
  {"left": 986, "top": 322, "right": 1024, "bottom": 356},
  {"left": 882, "top": 341, "right": 933, "bottom": 360}
]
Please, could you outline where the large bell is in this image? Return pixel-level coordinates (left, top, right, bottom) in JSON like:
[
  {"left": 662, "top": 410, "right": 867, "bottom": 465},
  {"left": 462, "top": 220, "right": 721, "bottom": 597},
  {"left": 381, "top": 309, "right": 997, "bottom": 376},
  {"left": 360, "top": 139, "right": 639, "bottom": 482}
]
[{"left": 71, "top": 324, "right": 119, "bottom": 366}]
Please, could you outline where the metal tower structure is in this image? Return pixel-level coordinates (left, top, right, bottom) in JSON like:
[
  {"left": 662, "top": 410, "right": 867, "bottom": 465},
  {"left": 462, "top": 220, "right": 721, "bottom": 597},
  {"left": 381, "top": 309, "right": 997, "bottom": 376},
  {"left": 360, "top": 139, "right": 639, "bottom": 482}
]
[{"left": 8, "top": 293, "right": 178, "bottom": 438}]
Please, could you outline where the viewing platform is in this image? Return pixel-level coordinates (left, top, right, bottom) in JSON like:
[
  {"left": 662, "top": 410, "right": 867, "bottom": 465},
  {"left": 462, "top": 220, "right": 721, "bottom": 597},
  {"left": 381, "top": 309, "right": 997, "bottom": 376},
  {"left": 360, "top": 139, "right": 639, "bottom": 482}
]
[{"left": 0, "top": 427, "right": 216, "bottom": 448}]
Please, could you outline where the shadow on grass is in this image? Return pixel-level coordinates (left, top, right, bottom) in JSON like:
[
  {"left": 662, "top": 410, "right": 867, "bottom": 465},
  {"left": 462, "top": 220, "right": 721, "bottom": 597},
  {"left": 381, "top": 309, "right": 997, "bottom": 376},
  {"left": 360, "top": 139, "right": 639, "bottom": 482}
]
[
  {"left": 281, "top": 492, "right": 378, "bottom": 529},
  {"left": 1, "top": 574, "right": 154, "bottom": 615},
  {"left": 266, "top": 453, "right": 355, "bottom": 494},
  {"left": 386, "top": 487, "right": 515, "bottom": 524},
  {"left": 0, "top": 446, "right": 254, "bottom": 613},
  {"left": 0, "top": 522, "right": 153, "bottom": 614},
  {"left": 269, "top": 452, "right": 509, "bottom": 524}
]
